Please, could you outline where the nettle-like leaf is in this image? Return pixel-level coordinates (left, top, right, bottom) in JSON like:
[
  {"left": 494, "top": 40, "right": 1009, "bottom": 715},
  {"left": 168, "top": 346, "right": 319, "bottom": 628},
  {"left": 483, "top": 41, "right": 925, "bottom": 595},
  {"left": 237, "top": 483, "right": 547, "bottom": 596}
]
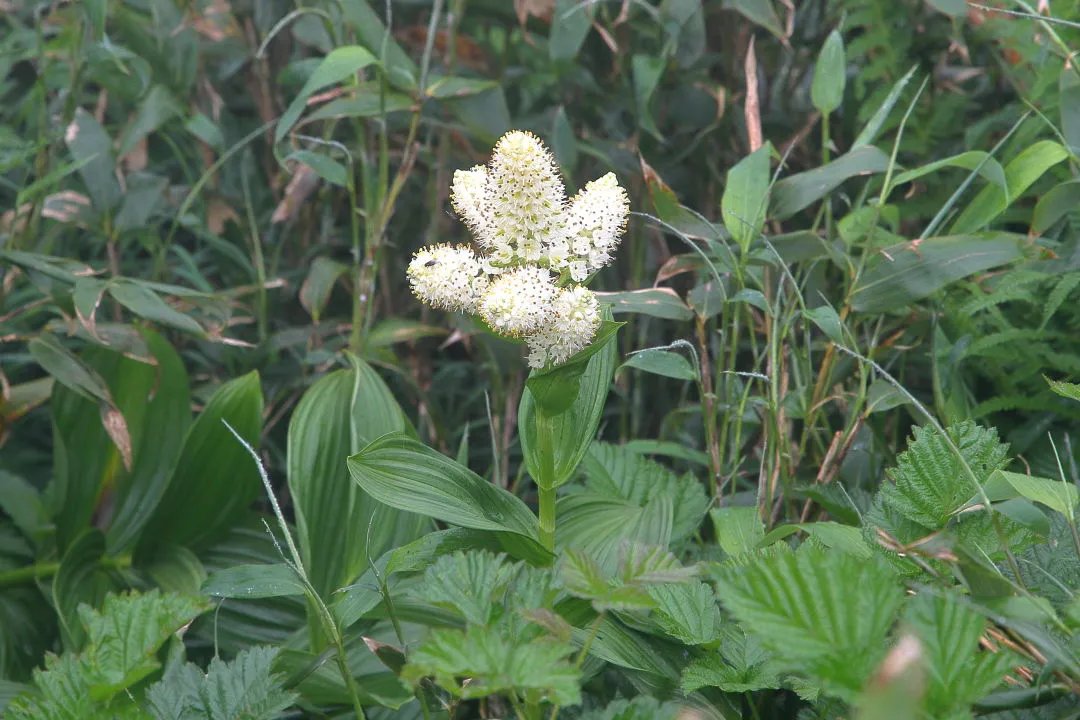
[
  {"left": 1018, "top": 514, "right": 1080, "bottom": 609},
  {"left": 560, "top": 542, "right": 697, "bottom": 612},
  {"left": 715, "top": 543, "right": 905, "bottom": 700},
  {"left": 6, "top": 590, "right": 209, "bottom": 719},
  {"left": 580, "top": 442, "right": 709, "bottom": 544},
  {"left": 144, "top": 646, "right": 297, "bottom": 720},
  {"left": 681, "top": 624, "right": 781, "bottom": 693},
  {"left": 904, "top": 592, "right": 1016, "bottom": 717},
  {"left": 410, "top": 550, "right": 511, "bottom": 626},
  {"left": 578, "top": 696, "right": 688, "bottom": 719},
  {"left": 648, "top": 581, "right": 722, "bottom": 645},
  {"left": 402, "top": 625, "right": 580, "bottom": 706},
  {"left": 875, "top": 421, "right": 1010, "bottom": 530}
]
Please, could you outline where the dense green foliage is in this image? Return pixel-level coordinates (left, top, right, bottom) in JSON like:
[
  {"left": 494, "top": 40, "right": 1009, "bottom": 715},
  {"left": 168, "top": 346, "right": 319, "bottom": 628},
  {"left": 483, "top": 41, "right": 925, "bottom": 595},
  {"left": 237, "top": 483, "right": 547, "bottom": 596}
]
[{"left": 3, "top": 0, "right": 1080, "bottom": 718}]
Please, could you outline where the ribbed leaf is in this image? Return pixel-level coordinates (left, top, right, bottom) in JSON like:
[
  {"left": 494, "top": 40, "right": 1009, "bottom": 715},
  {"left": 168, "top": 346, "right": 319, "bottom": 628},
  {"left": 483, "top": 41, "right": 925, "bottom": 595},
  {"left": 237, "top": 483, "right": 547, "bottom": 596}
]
[
  {"left": 904, "top": 592, "right": 1016, "bottom": 716},
  {"left": 649, "top": 581, "right": 721, "bottom": 645},
  {"left": 875, "top": 421, "right": 1010, "bottom": 530},
  {"left": 139, "top": 372, "right": 263, "bottom": 553},
  {"left": 288, "top": 356, "right": 422, "bottom": 604},
  {"left": 715, "top": 544, "right": 905, "bottom": 699},
  {"left": 145, "top": 646, "right": 297, "bottom": 720}
]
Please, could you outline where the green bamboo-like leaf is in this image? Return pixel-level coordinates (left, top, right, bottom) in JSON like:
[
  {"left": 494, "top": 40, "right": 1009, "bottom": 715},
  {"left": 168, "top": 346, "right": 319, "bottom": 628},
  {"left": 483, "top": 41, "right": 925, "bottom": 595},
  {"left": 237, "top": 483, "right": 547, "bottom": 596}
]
[
  {"left": 850, "top": 233, "right": 1028, "bottom": 313},
  {"left": 771, "top": 146, "right": 890, "bottom": 220},
  {"left": 276, "top": 46, "right": 378, "bottom": 142},
  {"left": 811, "top": 30, "right": 846, "bottom": 114},
  {"left": 722, "top": 143, "right": 773, "bottom": 253},
  {"left": 52, "top": 530, "right": 112, "bottom": 652}
]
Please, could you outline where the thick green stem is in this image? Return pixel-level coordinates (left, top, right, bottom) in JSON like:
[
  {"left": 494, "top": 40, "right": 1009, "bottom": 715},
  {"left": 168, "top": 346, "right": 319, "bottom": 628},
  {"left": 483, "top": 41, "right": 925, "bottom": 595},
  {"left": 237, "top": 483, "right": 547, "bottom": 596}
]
[
  {"left": 536, "top": 409, "right": 557, "bottom": 552},
  {"left": 0, "top": 556, "right": 131, "bottom": 590}
]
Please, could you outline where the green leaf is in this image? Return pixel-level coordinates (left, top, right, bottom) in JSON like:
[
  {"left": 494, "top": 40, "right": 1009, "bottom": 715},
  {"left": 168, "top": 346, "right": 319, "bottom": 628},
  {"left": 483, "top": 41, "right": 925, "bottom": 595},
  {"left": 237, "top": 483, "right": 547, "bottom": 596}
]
[
  {"left": 299, "top": 257, "right": 349, "bottom": 322},
  {"left": 724, "top": 0, "right": 786, "bottom": 41},
  {"left": 285, "top": 149, "right": 349, "bottom": 187},
  {"left": 52, "top": 530, "right": 112, "bottom": 651},
  {"left": 202, "top": 564, "right": 306, "bottom": 600},
  {"left": 108, "top": 280, "right": 205, "bottom": 336},
  {"left": 951, "top": 141, "right": 1070, "bottom": 234},
  {"left": 722, "top": 143, "right": 772, "bottom": 253},
  {"left": 620, "top": 349, "right": 697, "bottom": 382},
  {"left": 771, "top": 146, "right": 890, "bottom": 220},
  {"left": 288, "top": 357, "right": 421, "bottom": 605},
  {"left": 338, "top": 0, "right": 417, "bottom": 89},
  {"left": 850, "top": 233, "right": 1027, "bottom": 313},
  {"left": 710, "top": 506, "right": 764, "bottom": 557},
  {"left": 444, "top": 87, "right": 512, "bottom": 142},
  {"left": 681, "top": 624, "right": 780, "bottom": 693},
  {"left": 619, "top": 542, "right": 697, "bottom": 585},
  {"left": 140, "top": 372, "right": 264, "bottom": 552},
  {"left": 346, "top": 434, "right": 546, "bottom": 557},
  {"left": 853, "top": 65, "right": 917, "bottom": 148},
  {"left": 80, "top": 590, "right": 209, "bottom": 702},
  {"left": 904, "top": 592, "right": 1016, "bottom": 715},
  {"left": 402, "top": 625, "right": 580, "bottom": 705},
  {"left": 144, "top": 545, "right": 206, "bottom": 597},
  {"left": 926, "top": 0, "right": 966, "bottom": 15},
  {"left": 874, "top": 421, "right": 1010, "bottom": 530},
  {"left": 892, "top": 151, "right": 1009, "bottom": 195},
  {"left": 1047, "top": 376, "right": 1080, "bottom": 402},
  {"left": 117, "top": 86, "right": 182, "bottom": 158},
  {"left": 520, "top": 315, "right": 619, "bottom": 489},
  {"left": 145, "top": 646, "right": 297, "bottom": 720},
  {"left": 29, "top": 333, "right": 112, "bottom": 404},
  {"left": 977, "top": 470, "right": 1078, "bottom": 519},
  {"left": 525, "top": 320, "right": 622, "bottom": 417},
  {"left": 811, "top": 30, "right": 846, "bottom": 114},
  {"left": 579, "top": 697, "right": 689, "bottom": 720},
  {"left": 559, "top": 549, "right": 654, "bottom": 611},
  {"left": 649, "top": 581, "right": 722, "bottom": 645},
  {"left": 410, "top": 550, "right": 509, "bottom": 626},
  {"left": 1062, "top": 68, "right": 1080, "bottom": 154},
  {"left": 275, "top": 46, "right": 378, "bottom": 143},
  {"left": 107, "top": 329, "right": 191, "bottom": 553},
  {"left": 551, "top": 107, "right": 578, "bottom": 178},
  {"left": 595, "top": 288, "right": 693, "bottom": 320},
  {"left": 716, "top": 544, "right": 905, "bottom": 700},
  {"left": 1032, "top": 179, "right": 1080, "bottom": 234},
  {"left": 424, "top": 75, "right": 499, "bottom": 99},
  {"left": 632, "top": 55, "right": 666, "bottom": 141},
  {"left": 803, "top": 305, "right": 844, "bottom": 344},
  {"left": 0, "top": 471, "right": 49, "bottom": 548},
  {"left": 549, "top": 0, "right": 594, "bottom": 60},
  {"left": 65, "top": 108, "right": 121, "bottom": 211},
  {"left": 623, "top": 440, "right": 711, "bottom": 467}
]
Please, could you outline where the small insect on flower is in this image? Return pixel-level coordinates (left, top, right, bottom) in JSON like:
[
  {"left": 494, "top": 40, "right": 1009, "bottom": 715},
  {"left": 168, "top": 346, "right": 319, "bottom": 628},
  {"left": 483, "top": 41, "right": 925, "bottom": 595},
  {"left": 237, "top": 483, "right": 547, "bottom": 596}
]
[{"left": 407, "top": 244, "right": 490, "bottom": 314}]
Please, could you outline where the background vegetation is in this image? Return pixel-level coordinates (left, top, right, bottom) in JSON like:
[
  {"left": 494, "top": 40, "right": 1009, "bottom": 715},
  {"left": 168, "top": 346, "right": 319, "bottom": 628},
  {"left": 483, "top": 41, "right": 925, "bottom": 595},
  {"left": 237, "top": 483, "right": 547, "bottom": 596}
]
[{"left": 2, "top": 0, "right": 1080, "bottom": 718}]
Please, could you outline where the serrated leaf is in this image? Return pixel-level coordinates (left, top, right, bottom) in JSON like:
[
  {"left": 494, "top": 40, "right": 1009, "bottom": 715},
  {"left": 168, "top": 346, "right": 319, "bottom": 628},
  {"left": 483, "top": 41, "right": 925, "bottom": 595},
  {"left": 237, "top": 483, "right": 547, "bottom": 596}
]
[
  {"left": 904, "top": 593, "right": 1016, "bottom": 716},
  {"left": 80, "top": 590, "right": 210, "bottom": 701},
  {"left": 618, "top": 542, "right": 697, "bottom": 585},
  {"left": 876, "top": 421, "right": 1010, "bottom": 529},
  {"left": 411, "top": 551, "right": 509, "bottom": 626},
  {"left": 402, "top": 625, "right": 580, "bottom": 706},
  {"left": 649, "top": 582, "right": 721, "bottom": 645},
  {"left": 1047, "top": 377, "right": 1080, "bottom": 403},
  {"left": 559, "top": 549, "right": 653, "bottom": 611},
  {"left": 715, "top": 544, "right": 904, "bottom": 699},
  {"left": 145, "top": 646, "right": 297, "bottom": 720}
]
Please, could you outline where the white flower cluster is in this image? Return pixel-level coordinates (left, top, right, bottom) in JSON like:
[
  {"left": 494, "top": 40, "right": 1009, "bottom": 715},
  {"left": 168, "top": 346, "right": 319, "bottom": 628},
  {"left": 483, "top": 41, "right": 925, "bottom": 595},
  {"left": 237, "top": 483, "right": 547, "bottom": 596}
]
[{"left": 408, "top": 130, "right": 629, "bottom": 369}]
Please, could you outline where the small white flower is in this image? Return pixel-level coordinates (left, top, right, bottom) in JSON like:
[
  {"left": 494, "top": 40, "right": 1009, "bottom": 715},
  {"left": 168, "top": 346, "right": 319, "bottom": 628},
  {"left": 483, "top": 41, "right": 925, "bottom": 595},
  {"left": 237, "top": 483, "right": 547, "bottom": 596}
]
[
  {"left": 480, "top": 131, "right": 566, "bottom": 264},
  {"left": 407, "top": 244, "right": 490, "bottom": 314},
  {"left": 526, "top": 286, "right": 601, "bottom": 368},
  {"left": 478, "top": 266, "right": 558, "bottom": 337},
  {"left": 450, "top": 166, "right": 497, "bottom": 250},
  {"left": 563, "top": 172, "right": 629, "bottom": 276}
]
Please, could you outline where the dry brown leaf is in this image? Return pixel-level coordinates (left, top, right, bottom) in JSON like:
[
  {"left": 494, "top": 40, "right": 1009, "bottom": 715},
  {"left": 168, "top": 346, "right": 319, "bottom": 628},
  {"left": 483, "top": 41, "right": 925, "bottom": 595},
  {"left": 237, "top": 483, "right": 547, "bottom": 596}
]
[
  {"left": 515, "top": 0, "right": 555, "bottom": 24},
  {"left": 207, "top": 197, "right": 240, "bottom": 234},
  {"left": 272, "top": 165, "right": 320, "bottom": 224},
  {"left": 100, "top": 405, "right": 134, "bottom": 472},
  {"left": 743, "top": 36, "right": 763, "bottom": 153},
  {"left": 122, "top": 137, "right": 148, "bottom": 173}
]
